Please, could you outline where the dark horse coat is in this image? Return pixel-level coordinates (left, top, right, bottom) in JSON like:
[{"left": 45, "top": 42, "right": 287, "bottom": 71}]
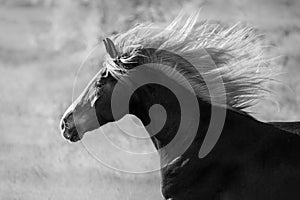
[
  {"left": 161, "top": 108, "right": 300, "bottom": 200},
  {"left": 129, "top": 85, "right": 300, "bottom": 200}
]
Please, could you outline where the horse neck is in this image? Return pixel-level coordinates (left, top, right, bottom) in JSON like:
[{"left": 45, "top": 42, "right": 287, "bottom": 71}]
[
  {"left": 129, "top": 82, "right": 213, "bottom": 164},
  {"left": 128, "top": 74, "right": 275, "bottom": 166}
]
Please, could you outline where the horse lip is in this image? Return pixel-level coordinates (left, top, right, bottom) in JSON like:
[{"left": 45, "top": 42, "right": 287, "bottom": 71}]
[
  {"left": 69, "top": 134, "right": 81, "bottom": 142},
  {"left": 63, "top": 127, "right": 81, "bottom": 142}
]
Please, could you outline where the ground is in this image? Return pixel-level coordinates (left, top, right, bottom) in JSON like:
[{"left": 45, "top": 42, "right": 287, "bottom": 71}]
[{"left": 0, "top": 0, "right": 300, "bottom": 199}]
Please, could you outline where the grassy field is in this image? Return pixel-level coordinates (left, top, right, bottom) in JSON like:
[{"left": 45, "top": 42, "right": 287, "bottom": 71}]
[{"left": 0, "top": 0, "right": 300, "bottom": 199}]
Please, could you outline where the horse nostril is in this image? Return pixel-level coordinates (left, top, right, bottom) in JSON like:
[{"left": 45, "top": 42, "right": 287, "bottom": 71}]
[{"left": 60, "top": 119, "right": 65, "bottom": 131}]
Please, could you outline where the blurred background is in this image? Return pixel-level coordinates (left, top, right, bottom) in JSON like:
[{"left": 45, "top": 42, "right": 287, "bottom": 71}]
[{"left": 0, "top": 0, "right": 300, "bottom": 199}]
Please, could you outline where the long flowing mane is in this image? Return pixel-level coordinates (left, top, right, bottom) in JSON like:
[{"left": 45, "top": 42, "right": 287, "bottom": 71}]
[{"left": 103, "top": 13, "right": 276, "bottom": 111}]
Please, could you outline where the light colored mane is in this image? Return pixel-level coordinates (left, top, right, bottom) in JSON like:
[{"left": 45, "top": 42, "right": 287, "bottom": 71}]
[{"left": 103, "top": 13, "right": 276, "bottom": 111}]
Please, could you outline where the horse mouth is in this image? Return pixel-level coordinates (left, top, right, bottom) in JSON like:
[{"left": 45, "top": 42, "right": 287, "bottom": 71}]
[
  {"left": 63, "top": 127, "right": 81, "bottom": 142},
  {"left": 69, "top": 132, "right": 81, "bottom": 142}
]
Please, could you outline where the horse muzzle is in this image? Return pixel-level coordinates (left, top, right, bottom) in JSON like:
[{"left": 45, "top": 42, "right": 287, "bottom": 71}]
[{"left": 60, "top": 112, "right": 81, "bottom": 142}]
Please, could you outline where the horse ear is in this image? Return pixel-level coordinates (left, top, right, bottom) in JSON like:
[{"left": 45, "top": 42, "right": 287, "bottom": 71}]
[{"left": 103, "top": 38, "right": 119, "bottom": 59}]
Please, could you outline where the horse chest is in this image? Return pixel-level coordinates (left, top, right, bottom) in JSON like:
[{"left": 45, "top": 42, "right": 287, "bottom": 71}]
[{"left": 160, "top": 156, "right": 234, "bottom": 200}]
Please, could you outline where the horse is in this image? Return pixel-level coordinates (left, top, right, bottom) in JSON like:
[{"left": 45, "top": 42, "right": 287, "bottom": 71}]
[{"left": 60, "top": 14, "right": 300, "bottom": 200}]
